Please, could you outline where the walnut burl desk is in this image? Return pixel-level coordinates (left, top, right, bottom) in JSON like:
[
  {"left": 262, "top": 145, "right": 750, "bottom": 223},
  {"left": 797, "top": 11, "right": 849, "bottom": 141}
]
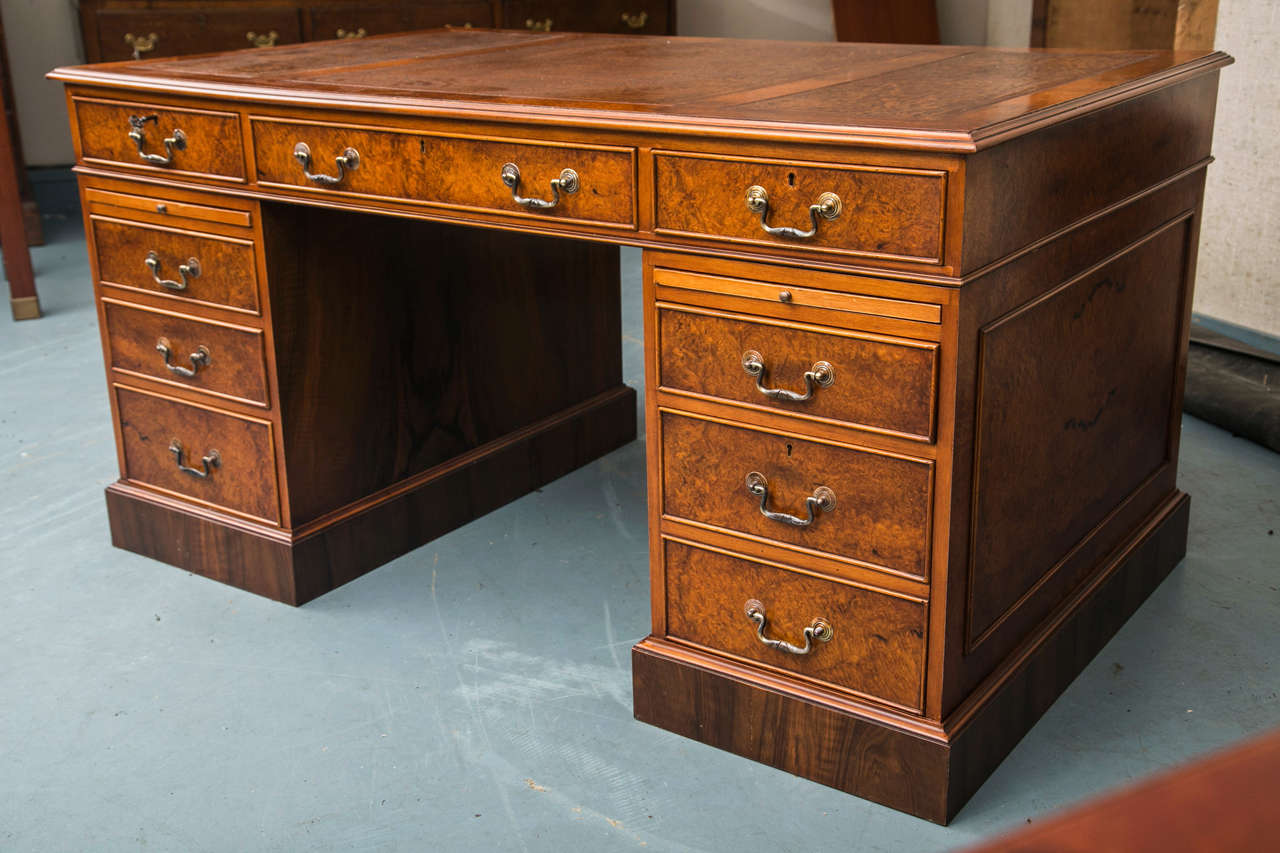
[{"left": 50, "top": 31, "right": 1231, "bottom": 822}]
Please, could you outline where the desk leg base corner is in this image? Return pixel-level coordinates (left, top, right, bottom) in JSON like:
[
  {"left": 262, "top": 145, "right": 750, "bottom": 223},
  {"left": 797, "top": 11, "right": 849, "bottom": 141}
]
[
  {"left": 10, "top": 295, "right": 41, "bottom": 321},
  {"left": 631, "top": 491, "right": 1191, "bottom": 824},
  {"left": 105, "top": 384, "right": 638, "bottom": 605}
]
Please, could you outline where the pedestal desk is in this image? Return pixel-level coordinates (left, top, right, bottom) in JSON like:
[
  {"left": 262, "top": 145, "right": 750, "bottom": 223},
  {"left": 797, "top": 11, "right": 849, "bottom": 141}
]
[{"left": 51, "top": 31, "right": 1231, "bottom": 823}]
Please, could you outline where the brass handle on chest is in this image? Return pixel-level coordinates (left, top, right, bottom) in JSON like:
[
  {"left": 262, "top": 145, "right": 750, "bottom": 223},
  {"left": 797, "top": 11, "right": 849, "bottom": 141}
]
[
  {"left": 145, "top": 251, "right": 200, "bottom": 291},
  {"left": 336, "top": 27, "right": 367, "bottom": 39},
  {"left": 742, "top": 350, "right": 833, "bottom": 402},
  {"left": 169, "top": 440, "right": 220, "bottom": 479},
  {"left": 745, "top": 472, "right": 835, "bottom": 528},
  {"left": 745, "top": 186, "right": 841, "bottom": 239},
  {"left": 621, "top": 11, "right": 649, "bottom": 28},
  {"left": 156, "top": 338, "right": 211, "bottom": 378},
  {"left": 744, "top": 599, "right": 832, "bottom": 656},
  {"left": 501, "top": 163, "right": 578, "bottom": 210},
  {"left": 293, "top": 142, "right": 360, "bottom": 186},
  {"left": 246, "top": 30, "right": 279, "bottom": 47},
  {"left": 124, "top": 32, "right": 158, "bottom": 59},
  {"left": 128, "top": 115, "right": 186, "bottom": 165},
  {"left": 525, "top": 17, "right": 553, "bottom": 31}
]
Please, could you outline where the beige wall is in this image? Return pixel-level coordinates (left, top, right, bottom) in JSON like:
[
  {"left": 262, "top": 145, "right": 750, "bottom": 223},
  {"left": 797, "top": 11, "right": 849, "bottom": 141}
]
[
  {"left": 2, "top": 0, "right": 81, "bottom": 166},
  {"left": 677, "top": 0, "right": 835, "bottom": 40},
  {"left": 1194, "top": 0, "right": 1279, "bottom": 337}
]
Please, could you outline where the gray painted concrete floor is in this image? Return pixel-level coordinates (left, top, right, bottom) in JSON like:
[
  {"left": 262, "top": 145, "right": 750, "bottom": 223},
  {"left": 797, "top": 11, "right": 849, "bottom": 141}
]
[{"left": 2, "top": 211, "right": 1278, "bottom": 852}]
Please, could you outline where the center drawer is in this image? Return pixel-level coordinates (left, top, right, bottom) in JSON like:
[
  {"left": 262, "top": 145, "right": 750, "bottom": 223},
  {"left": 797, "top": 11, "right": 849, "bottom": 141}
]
[
  {"left": 250, "top": 117, "right": 637, "bottom": 227},
  {"left": 660, "top": 410, "right": 933, "bottom": 579}
]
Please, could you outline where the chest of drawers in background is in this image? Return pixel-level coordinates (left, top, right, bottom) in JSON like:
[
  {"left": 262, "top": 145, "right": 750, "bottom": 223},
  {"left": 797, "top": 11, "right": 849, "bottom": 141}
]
[{"left": 78, "top": 0, "right": 675, "bottom": 62}]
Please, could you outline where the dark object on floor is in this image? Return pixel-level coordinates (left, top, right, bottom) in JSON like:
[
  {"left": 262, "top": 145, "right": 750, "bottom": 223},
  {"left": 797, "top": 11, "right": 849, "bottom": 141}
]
[
  {"left": 960, "top": 726, "right": 1280, "bottom": 852},
  {"left": 831, "top": 0, "right": 939, "bottom": 43},
  {"left": 1184, "top": 323, "right": 1280, "bottom": 453}
]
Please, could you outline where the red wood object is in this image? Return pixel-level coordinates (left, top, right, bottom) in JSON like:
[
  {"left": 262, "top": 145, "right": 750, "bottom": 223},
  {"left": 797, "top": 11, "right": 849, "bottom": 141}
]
[
  {"left": 963, "top": 728, "right": 1280, "bottom": 852},
  {"left": 0, "top": 12, "right": 37, "bottom": 321},
  {"left": 50, "top": 31, "right": 1231, "bottom": 821}
]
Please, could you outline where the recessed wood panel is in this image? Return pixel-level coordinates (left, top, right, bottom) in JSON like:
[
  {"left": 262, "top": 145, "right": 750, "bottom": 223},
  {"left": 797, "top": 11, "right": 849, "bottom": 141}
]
[
  {"left": 663, "top": 538, "right": 927, "bottom": 712},
  {"left": 103, "top": 299, "right": 269, "bottom": 407},
  {"left": 966, "top": 220, "right": 1191, "bottom": 647},
  {"left": 115, "top": 385, "right": 280, "bottom": 524},
  {"left": 657, "top": 304, "right": 938, "bottom": 441},
  {"left": 653, "top": 151, "right": 945, "bottom": 263},
  {"left": 661, "top": 411, "right": 933, "bottom": 579},
  {"left": 74, "top": 98, "right": 246, "bottom": 181}
]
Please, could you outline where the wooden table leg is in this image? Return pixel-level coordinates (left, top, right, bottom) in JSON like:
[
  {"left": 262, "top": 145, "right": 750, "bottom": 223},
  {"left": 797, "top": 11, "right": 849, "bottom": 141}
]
[{"left": 0, "top": 74, "right": 38, "bottom": 321}]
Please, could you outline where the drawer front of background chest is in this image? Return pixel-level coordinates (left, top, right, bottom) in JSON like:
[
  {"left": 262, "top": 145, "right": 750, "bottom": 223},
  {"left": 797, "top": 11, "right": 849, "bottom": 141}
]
[
  {"left": 73, "top": 97, "right": 246, "bottom": 181},
  {"left": 251, "top": 116, "right": 637, "bottom": 227},
  {"left": 663, "top": 537, "right": 927, "bottom": 712},
  {"left": 653, "top": 151, "right": 946, "bottom": 264}
]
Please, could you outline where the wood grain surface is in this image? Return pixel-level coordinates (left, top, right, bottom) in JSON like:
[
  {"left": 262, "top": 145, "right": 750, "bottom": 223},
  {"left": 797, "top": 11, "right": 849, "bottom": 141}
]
[
  {"left": 91, "top": 215, "right": 260, "bottom": 313},
  {"left": 657, "top": 304, "right": 938, "bottom": 440},
  {"left": 103, "top": 298, "right": 269, "bottom": 406},
  {"left": 115, "top": 384, "right": 280, "bottom": 523},
  {"left": 660, "top": 411, "right": 932, "bottom": 577},
  {"left": 663, "top": 538, "right": 927, "bottom": 710},
  {"left": 74, "top": 97, "right": 246, "bottom": 179}
]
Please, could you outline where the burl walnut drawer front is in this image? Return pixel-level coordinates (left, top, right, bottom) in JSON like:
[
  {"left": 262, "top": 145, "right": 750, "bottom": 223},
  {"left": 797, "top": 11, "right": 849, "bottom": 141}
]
[
  {"left": 115, "top": 385, "right": 280, "bottom": 525},
  {"left": 90, "top": 217, "right": 260, "bottom": 315},
  {"left": 103, "top": 299, "right": 269, "bottom": 408},
  {"left": 653, "top": 151, "right": 946, "bottom": 264},
  {"left": 251, "top": 117, "right": 636, "bottom": 227},
  {"left": 657, "top": 304, "right": 938, "bottom": 441},
  {"left": 73, "top": 98, "right": 246, "bottom": 181},
  {"left": 663, "top": 538, "right": 927, "bottom": 712},
  {"left": 661, "top": 411, "right": 933, "bottom": 579}
]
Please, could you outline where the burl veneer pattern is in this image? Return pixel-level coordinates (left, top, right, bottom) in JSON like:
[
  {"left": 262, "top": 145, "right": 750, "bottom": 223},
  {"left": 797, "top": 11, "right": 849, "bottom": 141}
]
[
  {"left": 51, "top": 30, "right": 1231, "bottom": 823},
  {"left": 74, "top": 98, "right": 246, "bottom": 180},
  {"left": 656, "top": 304, "right": 938, "bottom": 440}
]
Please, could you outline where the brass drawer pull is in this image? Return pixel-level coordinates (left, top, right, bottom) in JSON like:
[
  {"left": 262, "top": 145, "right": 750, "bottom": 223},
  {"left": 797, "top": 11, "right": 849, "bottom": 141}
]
[
  {"left": 745, "top": 471, "right": 835, "bottom": 528},
  {"left": 124, "top": 32, "right": 158, "bottom": 60},
  {"left": 621, "top": 11, "right": 649, "bottom": 28},
  {"left": 500, "top": 163, "right": 578, "bottom": 210},
  {"left": 742, "top": 350, "right": 834, "bottom": 402},
  {"left": 744, "top": 599, "right": 832, "bottom": 656},
  {"left": 336, "top": 27, "right": 367, "bottom": 39},
  {"left": 293, "top": 142, "right": 360, "bottom": 186},
  {"left": 145, "top": 251, "right": 200, "bottom": 291},
  {"left": 745, "top": 185, "right": 842, "bottom": 239},
  {"left": 246, "top": 30, "right": 279, "bottom": 48},
  {"left": 156, "top": 338, "right": 211, "bottom": 378},
  {"left": 169, "top": 440, "right": 220, "bottom": 479},
  {"left": 525, "top": 17, "right": 553, "bottom": 32},
  {"left": 128, "top": 115, "right": 186, "bottom": 166}
]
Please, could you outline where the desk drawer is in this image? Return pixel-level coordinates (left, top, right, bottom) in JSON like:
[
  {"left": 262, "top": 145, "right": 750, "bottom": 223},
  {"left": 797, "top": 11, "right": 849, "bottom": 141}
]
[
  {"left": 91, "top": 9, "right": 302, "bottom": 62},
  {"left": 657, "top": 304, "right": 938, "bottom": 441},
  {"left": 661, "top": 411, "right": 932, "bottom": 579},
  {"left": 103, "top": 299, "right": 269, "bottom": 407},
  {"left": 91, "top": 216, "right": 260, "bottom": 314},
  {"left": 250, "top": 117, "right": 636, "bottom": 227},
  {"left": 115, "top": 386, "right": 280, "bottom": 525},
  {"left": 663, "top": 538, "right": 927, "bottom": 712},
  {"left": 653, "top": 151, "right": 946, "bottom": 264},
  {"left": 73, "top": 97, "right": 246, "bottom": 181}
]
